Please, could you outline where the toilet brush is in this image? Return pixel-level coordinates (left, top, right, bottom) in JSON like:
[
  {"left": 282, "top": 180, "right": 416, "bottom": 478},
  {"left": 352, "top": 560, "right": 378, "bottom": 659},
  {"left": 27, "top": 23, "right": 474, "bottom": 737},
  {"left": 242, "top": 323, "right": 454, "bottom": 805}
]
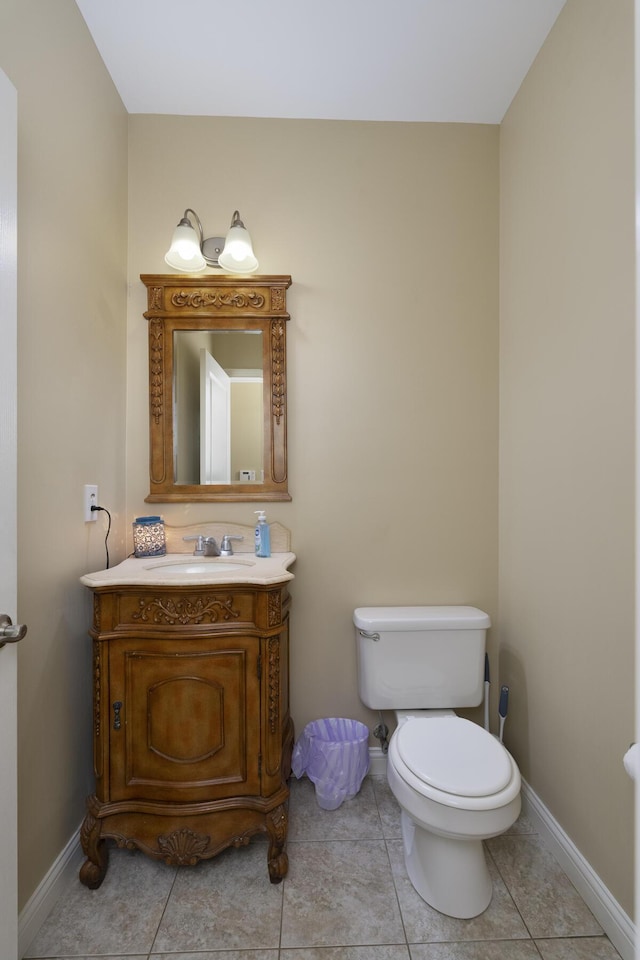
[
  {"left": 498, "top": 685, "right": 509, "bottom": 742},
  {"left": 484, "top": 654, "right": 490, "bottom": 731}
]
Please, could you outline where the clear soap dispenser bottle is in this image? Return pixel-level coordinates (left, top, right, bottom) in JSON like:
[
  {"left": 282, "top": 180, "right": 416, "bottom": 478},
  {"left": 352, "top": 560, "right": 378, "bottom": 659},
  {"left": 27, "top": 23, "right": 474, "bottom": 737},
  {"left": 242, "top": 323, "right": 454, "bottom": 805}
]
[{"left": 254, "top": 510, "right": 271, "bottom": 558}]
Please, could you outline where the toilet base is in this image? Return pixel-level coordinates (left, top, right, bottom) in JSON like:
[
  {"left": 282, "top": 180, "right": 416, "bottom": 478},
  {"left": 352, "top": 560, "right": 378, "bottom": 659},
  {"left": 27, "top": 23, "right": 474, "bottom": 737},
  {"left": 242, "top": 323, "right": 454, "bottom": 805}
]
[{"left": 401, "top": 811, "right": 493, "bottom": 919}]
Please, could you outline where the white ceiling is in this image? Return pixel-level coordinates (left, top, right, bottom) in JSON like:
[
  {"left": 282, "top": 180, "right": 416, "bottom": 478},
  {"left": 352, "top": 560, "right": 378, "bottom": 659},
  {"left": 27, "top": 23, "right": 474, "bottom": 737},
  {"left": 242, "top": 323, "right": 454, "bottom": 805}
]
[{"left": 75, "top": 0, "right": 566, "bottom": 124}]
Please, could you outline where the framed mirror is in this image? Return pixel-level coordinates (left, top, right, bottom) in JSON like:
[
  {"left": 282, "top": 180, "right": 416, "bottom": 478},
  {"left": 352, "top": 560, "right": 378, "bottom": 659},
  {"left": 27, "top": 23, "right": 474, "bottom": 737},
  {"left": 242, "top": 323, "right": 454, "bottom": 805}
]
[{"left": 141, "top": 274, "right": 292, "bottom": 502}]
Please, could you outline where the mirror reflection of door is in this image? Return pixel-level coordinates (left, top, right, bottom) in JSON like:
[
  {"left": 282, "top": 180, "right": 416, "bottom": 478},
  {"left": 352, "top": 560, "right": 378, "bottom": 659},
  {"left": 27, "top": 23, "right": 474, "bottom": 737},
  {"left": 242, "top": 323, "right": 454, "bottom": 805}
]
[
  {"left": 173, "top": 330, "right": 264, "bottom": 485},
  {"left": 229, "top": 376, "right": 263, "bottom": 482},
  {"left": 200, "top": 349, "right": 231, "bottom": 483}
]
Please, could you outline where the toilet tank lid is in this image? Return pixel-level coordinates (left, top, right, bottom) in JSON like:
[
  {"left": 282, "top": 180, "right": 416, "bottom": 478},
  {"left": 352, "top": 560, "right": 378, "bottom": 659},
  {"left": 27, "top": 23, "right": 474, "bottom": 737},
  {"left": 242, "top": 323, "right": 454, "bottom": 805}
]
[{"left": 353, "top": 606, "right": 491, "bottom": 631}]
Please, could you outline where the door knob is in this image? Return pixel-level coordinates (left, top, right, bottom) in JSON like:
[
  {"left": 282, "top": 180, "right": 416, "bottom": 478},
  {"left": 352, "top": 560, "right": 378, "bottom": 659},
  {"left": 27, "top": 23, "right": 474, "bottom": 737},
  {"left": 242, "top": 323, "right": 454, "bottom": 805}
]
[{"left": 0, "top": 614, "right": 27, "bottom": 650}]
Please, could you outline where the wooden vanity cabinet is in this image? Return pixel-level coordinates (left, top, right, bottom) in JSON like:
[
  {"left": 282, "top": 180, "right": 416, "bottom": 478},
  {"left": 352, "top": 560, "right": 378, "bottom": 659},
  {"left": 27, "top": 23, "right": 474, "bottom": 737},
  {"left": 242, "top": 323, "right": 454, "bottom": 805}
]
[{"left": 79, "top": 581, "right": 293, "bottom": 889}]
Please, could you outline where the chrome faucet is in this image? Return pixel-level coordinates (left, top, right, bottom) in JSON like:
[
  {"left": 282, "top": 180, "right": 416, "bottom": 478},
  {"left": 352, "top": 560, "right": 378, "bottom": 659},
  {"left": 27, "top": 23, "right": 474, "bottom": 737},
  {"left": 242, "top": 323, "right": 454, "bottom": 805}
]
[
  {"left": 220, "top": 535, "right": 244, "bottom": 557},
  {"left": 183, "top": 535, "right": 220, "bottom": 557}
]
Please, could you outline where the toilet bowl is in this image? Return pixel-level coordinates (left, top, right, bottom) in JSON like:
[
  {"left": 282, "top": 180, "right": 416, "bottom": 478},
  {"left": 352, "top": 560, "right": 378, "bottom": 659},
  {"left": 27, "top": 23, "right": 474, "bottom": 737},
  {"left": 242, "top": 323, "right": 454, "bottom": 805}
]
[{"left": 388, "top": 712, "right": 521, "bottom": 918}]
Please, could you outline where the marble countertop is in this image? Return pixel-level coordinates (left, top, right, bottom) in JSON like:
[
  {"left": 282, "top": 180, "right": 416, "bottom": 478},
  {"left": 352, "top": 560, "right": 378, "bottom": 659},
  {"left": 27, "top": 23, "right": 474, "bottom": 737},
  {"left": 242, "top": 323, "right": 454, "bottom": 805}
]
[{"left": 81, "top": 552, "right": 296, "bottom": 588}]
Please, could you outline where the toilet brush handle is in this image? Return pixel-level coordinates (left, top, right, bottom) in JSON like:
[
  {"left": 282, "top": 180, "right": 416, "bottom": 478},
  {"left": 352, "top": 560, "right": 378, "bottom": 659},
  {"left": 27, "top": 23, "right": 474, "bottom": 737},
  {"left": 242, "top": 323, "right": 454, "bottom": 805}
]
[
  {"left": 484, "top": 654, "right": 490, "bottom": 731},
  {"left": 498, "top": 685, "right": 509, "bottom": 742}
]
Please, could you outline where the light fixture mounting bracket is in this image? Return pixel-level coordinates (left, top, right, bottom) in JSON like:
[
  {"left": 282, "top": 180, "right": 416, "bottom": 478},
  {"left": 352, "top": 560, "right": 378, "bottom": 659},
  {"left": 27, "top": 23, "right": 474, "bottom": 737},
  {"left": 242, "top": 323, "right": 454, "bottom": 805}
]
[{"left": 201, "top": 235, "right": 225, "bottom": 267}]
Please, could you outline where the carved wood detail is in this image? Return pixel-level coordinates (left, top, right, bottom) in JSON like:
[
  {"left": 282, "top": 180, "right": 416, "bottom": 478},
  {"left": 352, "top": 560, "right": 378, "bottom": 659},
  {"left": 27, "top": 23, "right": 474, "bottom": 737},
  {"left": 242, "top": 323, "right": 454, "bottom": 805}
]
[
  {"left": 267, "top": 802, "right": 288, "bottom": 845},
  {"left": 79, "top": 810, "right": 108, "bottom": 890},
  {"left": 80, "top": 810, "right": 98, "bottom": 852},
  {"left": 266, "top": 802, "right": 289, "bottom": 883},
  {"left": 267, "top": 590, "right": 282, "bottom": 628},
  {"left": 149, "top": 286, "right": 163, "bottom": 311},
  {"left": 267, "top": 636, "right": 280, "bottom": 734},
  {"left": 93, "top": 644, "right": 101, "bottom": 740},
  {"left": 93, "top": 593, "right": 101, "bottom": 631},
  {"left": 131, "top": 594, "right": 240, "bottom": 625},
  {"left": 158, "top": 827, "right": 211, "bottom": 865},
  {"left": 270, "top": 286, "right": 285, "bottom": 312},
  {"left": 271, "top": 319, "right": 286, "bottom": 425},
  {"left": 149, "top": 318, "right": 164, "bottom": 426},
  {"left": 171, "top": 290, "right": 266, "bottom": 311}
]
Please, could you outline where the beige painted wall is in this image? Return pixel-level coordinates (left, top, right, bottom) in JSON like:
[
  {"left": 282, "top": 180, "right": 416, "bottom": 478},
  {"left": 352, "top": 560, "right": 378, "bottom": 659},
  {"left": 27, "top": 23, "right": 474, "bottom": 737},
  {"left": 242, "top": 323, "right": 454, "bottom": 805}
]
[
  {"left": 0, "top": 0, "right": 128, "bottom": 908},
  {"left": 499, "top": 0, "right": 635, "bottom": 914},
  {"left": 127, "top": 117, "right": 500, "bottom": 737}
]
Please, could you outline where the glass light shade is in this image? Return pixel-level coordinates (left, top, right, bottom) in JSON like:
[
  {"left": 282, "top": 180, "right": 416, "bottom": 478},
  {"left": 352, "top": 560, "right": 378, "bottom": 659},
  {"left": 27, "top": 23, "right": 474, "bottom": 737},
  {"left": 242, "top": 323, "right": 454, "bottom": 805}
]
[
  {"left": 218, "top": 212, "right": 259, "bottom": 274},
  {"left": 164, "top": 221, "right": 206, "bottom": 272}
]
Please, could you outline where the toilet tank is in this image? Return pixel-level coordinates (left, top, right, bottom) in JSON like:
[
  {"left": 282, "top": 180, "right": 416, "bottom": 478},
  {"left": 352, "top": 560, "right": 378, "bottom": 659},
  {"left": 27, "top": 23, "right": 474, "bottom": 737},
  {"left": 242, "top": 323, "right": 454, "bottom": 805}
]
[{"left": 354, "top": 606, "right": 490, "bottom": 710}]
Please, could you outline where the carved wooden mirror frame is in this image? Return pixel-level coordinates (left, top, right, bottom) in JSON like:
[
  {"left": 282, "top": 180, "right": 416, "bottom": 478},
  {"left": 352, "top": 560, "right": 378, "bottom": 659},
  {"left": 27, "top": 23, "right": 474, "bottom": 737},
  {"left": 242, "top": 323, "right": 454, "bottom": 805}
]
[{"left": 141, "top": 274, "right": 292, "bottom": 502}]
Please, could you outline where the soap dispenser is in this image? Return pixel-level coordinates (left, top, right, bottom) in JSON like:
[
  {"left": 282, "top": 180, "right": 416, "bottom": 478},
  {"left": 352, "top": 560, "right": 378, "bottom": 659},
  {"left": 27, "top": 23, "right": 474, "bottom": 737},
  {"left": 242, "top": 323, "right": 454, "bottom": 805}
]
[{"left": 254, "top": 510, "right": 271, "bottom": 558}]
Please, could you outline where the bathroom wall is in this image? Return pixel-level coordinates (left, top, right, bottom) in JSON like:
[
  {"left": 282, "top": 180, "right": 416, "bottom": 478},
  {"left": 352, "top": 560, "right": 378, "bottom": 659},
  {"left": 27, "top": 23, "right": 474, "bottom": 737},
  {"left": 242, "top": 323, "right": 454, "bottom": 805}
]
[
  {"left": 127, "top": 119, "right": 500, "bottom": 737},
  {"left": 0, "top": 0, "right": 128, "bottom": 908},
  {"left": 499, "top": 0, "right": 635, "bottom": 915}
]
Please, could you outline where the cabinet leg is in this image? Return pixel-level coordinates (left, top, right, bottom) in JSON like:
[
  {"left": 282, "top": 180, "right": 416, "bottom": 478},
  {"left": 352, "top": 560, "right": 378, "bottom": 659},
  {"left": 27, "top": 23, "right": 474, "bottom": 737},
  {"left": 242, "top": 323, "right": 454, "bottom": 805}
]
[
  {"left": 79, "top": 810, "right": 109, "bottom": 889},
  {"left": 266, "top": 802, "right": 288, "bottom": 883}
]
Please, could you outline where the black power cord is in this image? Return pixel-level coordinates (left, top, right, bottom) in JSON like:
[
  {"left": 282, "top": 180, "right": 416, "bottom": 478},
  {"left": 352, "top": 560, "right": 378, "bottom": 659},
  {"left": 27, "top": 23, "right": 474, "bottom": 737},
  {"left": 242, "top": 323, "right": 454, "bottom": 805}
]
[{"left": 90, "top": 505, "right": 112, "bottom": 569}]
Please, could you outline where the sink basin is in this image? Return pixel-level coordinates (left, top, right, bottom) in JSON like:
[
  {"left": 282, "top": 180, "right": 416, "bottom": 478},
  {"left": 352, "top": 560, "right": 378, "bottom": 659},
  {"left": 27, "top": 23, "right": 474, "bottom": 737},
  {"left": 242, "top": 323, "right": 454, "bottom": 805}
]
[{"left": 146, "top": 559, "right": 250, "bottom": 576}]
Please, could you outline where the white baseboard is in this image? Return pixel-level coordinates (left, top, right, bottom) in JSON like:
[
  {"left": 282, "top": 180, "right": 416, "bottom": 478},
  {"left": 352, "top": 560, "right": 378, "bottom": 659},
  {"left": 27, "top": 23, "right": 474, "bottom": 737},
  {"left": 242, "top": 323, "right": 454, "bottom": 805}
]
[
  {"left": 18, "top": 823, "right": 83, "bottom": 959},
  {"left": 521, "top": 781, "right": 635, "bottom": 960}
]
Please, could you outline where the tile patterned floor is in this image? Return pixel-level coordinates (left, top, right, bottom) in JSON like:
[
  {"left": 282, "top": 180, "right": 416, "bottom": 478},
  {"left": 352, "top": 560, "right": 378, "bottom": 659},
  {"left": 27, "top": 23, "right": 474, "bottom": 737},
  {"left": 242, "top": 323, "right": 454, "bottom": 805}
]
[{"left": 25, "top": 776, "right": 622, "bottom": 960}]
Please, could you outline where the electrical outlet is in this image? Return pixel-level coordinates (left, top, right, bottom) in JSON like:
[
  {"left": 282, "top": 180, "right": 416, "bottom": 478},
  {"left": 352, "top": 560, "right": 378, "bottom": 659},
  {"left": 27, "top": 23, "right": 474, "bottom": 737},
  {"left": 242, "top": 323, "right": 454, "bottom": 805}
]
[{"left": 84, "top": 484, "right": 98, "bottom": 522}]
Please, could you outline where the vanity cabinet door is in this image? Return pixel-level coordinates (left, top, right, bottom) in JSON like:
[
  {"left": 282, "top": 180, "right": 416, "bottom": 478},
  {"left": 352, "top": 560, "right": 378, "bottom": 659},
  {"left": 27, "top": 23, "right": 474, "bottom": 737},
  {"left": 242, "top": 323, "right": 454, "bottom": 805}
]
[{"left": 108, "top": 635, "right": 261, "bottom": 803}]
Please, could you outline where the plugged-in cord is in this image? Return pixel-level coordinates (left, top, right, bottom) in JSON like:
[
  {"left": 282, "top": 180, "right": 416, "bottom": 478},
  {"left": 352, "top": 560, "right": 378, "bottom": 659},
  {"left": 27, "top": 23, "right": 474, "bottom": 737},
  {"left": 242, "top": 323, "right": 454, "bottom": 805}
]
[{"left": 90, "top": 505, "right": 112, "bottom": 568}]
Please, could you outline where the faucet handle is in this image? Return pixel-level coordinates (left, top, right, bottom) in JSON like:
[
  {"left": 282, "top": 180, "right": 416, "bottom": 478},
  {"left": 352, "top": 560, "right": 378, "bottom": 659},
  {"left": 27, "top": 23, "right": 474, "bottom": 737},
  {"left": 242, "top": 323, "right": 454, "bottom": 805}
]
[
  {"left": 220, "top": 535, "right": 244, "bottom": 557},
  {"left": 183, "top": 535, "right": 205, "bottom": 555}
]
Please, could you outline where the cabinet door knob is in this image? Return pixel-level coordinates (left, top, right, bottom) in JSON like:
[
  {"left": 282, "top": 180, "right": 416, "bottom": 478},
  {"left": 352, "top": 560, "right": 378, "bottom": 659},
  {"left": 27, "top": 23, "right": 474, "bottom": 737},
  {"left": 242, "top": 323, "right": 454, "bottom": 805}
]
[{"left": 113, "top": 701, "right": 123, "bottom": 730}]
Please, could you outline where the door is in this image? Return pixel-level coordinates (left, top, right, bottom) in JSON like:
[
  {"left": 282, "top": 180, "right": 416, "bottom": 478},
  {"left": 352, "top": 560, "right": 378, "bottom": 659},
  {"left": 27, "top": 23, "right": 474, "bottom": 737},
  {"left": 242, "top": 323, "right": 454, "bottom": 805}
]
[
  {"left": 0, "top": 67, "right": 19, "bottom": 959},
  {"left": 109, "top": 636, "right": 261, "bottom": 802},
  {"left": 200, "top": 348, "right": 231, "bottom": 483},
  {"left": 636, "top": 7, "right": 640, "bottom": 957}
]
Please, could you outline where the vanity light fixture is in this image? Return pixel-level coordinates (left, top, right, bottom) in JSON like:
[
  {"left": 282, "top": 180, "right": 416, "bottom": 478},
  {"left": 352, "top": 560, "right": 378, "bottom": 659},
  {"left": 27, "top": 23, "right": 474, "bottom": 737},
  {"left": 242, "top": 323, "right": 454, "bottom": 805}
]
[{"left": 164, "top": 207, "right": 259, "bottom": 274}]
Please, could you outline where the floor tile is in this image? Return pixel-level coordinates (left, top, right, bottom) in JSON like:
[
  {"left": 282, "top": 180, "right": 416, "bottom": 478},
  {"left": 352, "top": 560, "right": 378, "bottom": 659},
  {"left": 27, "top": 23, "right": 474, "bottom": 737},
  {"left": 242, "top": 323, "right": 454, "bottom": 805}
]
[
  {"left": 487, "top": 836, "right": 603, "bottom": 939},
  {"left": 281, "top": 949, "right": 411, "bottom": 959},
  {"left": 535, "top": 936, "right": 623, "bottom": 959},
  {"left": 371, "top": 775, "right": 403, "bottom": 839},
  {"left": 505, "top": 810, "right": 538, "bottom": 835},
  {"left": 152, "top": 843, "right": 283, "bottom": 953},
  {"left": 151, "top": 953, "right": 278, "bottom": 960},
  {"left": 386, "top": 838, "right": 530, "bottom": 944},
  {"left": 288, "top": 775, "right": 384, "bottom": 841},
  {"left": 409, "top": 942, "right": 541, "bottom": 959},
  {"left": 281, "top": 839, "right": 404, "bottom": 948},
  {"left": 24, "top": 849, "right": 175, "bottom": 958}
]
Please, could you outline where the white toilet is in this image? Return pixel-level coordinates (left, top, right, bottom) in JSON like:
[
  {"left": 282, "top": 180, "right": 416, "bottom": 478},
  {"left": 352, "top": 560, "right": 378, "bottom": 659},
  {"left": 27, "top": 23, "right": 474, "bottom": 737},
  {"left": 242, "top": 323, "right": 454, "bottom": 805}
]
[{"left": 354, "top": 605, "right": 521, "bottom": 919}]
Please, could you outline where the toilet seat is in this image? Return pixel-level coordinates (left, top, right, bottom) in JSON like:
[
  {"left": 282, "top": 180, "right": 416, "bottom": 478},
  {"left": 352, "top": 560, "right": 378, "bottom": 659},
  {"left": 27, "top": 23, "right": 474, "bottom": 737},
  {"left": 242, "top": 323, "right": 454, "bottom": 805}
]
[
  {"left": 396, "top": 716, "right": 512, "bottom": 797},
  {"left": 390, "top": 717, "right": 520, "bottom": 811}
]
